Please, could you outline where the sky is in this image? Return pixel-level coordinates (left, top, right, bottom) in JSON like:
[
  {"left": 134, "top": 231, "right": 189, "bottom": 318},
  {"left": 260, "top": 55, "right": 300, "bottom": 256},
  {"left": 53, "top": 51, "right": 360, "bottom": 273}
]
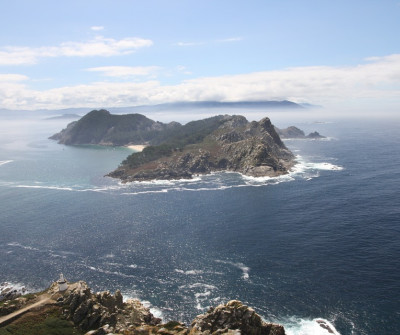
[{"left": 1, "top": 0, "right": 400, "bottom": 115}]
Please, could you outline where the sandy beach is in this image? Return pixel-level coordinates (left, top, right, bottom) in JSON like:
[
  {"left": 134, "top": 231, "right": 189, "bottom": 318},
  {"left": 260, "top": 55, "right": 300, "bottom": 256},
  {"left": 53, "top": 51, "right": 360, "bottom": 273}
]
[{"left": 126, "top": 145, "right": 147, "bottom": 152}]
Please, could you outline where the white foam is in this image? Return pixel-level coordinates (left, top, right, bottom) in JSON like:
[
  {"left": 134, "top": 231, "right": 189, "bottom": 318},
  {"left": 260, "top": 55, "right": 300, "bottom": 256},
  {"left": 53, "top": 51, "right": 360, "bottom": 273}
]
[
  {"left": 0, "top": 281, "right": 32, "bottom": 301},
  {"left": 175, "top": 269, "right": 204, "bottom": 275},
  {"left": 82, "top": 264, "right": 136, "bottom": 278},
  {"left": 194, "top": 291, "right": 211, "bottom": 298},
  {"left": 0, "top": 160, "right": 13, "bottom": 166},
  {"left": 289, "top": 155, "right": 343, "bottom": 176},
  {"left": 280, "top": 317, "right": 341, "bottom": 335},
  {"left": 141, "top": 300, "right": 164, "bottom": 320},
  {"left": 7, "top": 242, "right": 40, "bottom": 251},
  {"left": 215, "top": 260, "right": 250, "bottom": 280},
  {"left": 127, "top": 176, "right": 202, "bottom": 186},
  {"left": 178, "top": 282, "right": 217, "bottom": 291}
]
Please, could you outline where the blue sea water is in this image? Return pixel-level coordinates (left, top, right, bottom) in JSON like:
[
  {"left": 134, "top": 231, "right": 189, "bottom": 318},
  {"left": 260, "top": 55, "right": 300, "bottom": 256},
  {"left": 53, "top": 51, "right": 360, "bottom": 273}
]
[{"left": 0, "top": 112, "right": 399, "bottom": 335}]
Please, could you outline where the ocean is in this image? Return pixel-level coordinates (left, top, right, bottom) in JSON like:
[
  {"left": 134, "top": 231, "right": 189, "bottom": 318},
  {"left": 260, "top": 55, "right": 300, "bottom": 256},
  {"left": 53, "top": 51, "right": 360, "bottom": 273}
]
[{"left": 0, "top": 111, "right": 399, "bottom": 335}]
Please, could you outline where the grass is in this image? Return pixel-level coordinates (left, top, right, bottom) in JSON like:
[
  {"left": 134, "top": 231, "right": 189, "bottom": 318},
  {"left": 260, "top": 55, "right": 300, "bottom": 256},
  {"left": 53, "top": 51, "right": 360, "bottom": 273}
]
[{"left": 0, "top": 307, "right": 83, "bottom": 335}]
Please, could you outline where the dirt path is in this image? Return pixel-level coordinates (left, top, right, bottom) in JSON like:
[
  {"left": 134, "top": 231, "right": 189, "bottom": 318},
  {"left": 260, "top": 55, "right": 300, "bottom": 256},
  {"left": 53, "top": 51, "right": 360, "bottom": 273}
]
[{"left": 0, "top": 294, "right": 54, "bottom": 327}]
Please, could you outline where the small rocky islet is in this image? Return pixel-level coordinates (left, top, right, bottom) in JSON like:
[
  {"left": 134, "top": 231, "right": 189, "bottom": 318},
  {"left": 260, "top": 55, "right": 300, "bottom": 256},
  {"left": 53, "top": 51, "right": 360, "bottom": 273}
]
[
  {"left": 0, "top": 278, "right": 285, "bottom": 335},
  {"left": 50, "top": 109, "right": 324, "bottom": 182}
]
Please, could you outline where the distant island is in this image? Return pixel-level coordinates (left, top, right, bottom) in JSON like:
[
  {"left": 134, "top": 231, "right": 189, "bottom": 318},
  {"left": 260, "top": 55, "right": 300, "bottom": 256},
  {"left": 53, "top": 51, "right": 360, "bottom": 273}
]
[
  {"left": 275, "top": 126, "right": 326, "bottom": 139},
  {"left": 0, "top": 278, "right": 286, "bottom": 335},
  {"left": 50, "top": 109, "right": 324, "bottom": 182}
]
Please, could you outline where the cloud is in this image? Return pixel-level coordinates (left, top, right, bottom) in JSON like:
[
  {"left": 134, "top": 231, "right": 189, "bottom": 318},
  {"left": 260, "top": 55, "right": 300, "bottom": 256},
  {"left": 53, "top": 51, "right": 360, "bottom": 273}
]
[
  {"left": 1, "top": 54, "right": 400, "bottom": 111},
  {"left": 0, "top": 36, "right": 153, "bottom": 65},
  {"left": 175, "top": 41, "right": 204, "bottom": 47},
  {"left": 174, "top": 37, "right": 242, "bottom": 47},
  {"left": 91, "top": 26, "right": 104, "bottom": 31},
  {"left": 86, "top": 66, "right": 161, "bottom": 78},
  {"left": 0, "top": 74, "right": 29, "bottom": 82},
  {"left": 217, "top": 37, "right": 243, "bottom": 43}
]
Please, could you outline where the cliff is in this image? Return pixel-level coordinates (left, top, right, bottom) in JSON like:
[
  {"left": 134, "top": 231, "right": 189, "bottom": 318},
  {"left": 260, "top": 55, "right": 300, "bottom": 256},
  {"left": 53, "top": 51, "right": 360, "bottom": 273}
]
[
  {"left": 108, "top": 116, "right": 295, "bottom": 182},
  {"left": 0, "top": 280, "right": 285, "bottom": 335}
]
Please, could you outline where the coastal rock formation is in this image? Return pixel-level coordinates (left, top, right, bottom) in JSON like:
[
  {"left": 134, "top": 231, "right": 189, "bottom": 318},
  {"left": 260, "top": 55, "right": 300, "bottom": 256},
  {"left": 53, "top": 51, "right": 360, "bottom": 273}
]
[
  {"left": 47, "top": 280, "right": 161, "bottom": 334},
  {"left": 0, "top": 280, "right": 286, "bottom": 335},
  {"left": 189, "top": 300, "right": 285, "bottom": 335},
  {"left": 275, "top": 126, "right": 325, "bottom": 139}
]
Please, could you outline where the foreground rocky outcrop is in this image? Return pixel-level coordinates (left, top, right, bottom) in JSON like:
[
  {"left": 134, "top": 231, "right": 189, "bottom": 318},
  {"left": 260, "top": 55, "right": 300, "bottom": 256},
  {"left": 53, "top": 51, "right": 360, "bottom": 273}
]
[
  {"left": 189, "top": 300, "right": 285, "bottom": 335},
  {"left": 0, "top": 280, "right": 285, "bottom": 335}
]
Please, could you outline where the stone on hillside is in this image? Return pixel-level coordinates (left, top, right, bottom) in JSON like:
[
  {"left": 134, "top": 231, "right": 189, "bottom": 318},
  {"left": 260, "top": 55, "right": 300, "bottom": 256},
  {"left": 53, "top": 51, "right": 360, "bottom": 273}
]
[{"left": 189, "top": 300, "right": 285, "bottom": 335}]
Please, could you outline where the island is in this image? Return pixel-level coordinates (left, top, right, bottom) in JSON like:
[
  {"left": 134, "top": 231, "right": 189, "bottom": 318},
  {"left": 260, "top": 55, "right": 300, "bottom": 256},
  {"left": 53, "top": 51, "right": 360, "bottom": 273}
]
[
  {"left": 50, "top": 109, "right": 324, "bottom": 182},
  {"left": 275, "top": 126, "right": 325, "bottom": 139},
  {"left": 0, "top": 277, "right": 286, "bottom": 335},
  {"left": 50, "top": 110, "right": 296, "bottom": 182}
]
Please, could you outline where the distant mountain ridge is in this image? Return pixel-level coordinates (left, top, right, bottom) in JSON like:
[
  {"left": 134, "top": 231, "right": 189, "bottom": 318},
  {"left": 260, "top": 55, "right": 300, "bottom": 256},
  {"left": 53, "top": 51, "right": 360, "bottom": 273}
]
[{"left": 1, "top": 99, "right": 307, "bottom": 116}]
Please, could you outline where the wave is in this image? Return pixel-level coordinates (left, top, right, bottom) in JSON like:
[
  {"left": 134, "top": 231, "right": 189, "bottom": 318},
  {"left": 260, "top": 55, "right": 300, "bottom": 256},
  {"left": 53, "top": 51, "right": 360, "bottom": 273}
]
[
  {"left": 7, "top": 242, "right": 40, "bottom": 251},
  {"left": 179, "top": 283, "right": 217, "bottom": 290},
  {"left": 2, "top": 154, "right": 343, "bottom": 195},
  {"left": 141, "top": 300, "right": 165, "bottom": 321},
  {"left": 81, "top": 264, "right": 136, "bottom": 278},
  {"left": 0, "top": 160, "right": 13, "bottom": 166},
  {"left": 0, "top": 282, "right": 30, "bottom": 301},
  {"left": 175, "top": 269, "right": 204, "bottom": 275},
  {"left": 283, "top": 137, "right": 335, "bottom": 142},
  {"left": 215, "top": 260, "right": 250, "bottom": 280},
  {"left": 280, "top": 317, "right": 341, "bottom": 335},
  {"left": 288, "top": 156, "right": 343, "bottom": 180}
]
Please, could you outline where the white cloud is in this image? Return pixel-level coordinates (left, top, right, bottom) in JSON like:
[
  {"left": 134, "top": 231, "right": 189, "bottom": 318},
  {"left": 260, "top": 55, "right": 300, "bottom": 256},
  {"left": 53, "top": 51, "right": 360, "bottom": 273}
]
[
  {"left": 0, "top": 74, "right": 29, "bottom": 82},
  {"left": 174, "top": 37, "right": 242, "bottom": 47},
  {"left": 1, "top": 54, "right": 400, "bottom": 112},
  {"left": 91, "top": 26, "right": 104, "bottom": 31},
  {"left": 86, "top": 66, "right": 161, "bottom": 78},
  {"left": 175, "top": 41, "right": 204, "bottom": 47},
  {"left": 0, "top": 36, "right": 153, "bottom": 65},
  {"left": 217, "top": 37, "right": 243, "bottom": 43}
]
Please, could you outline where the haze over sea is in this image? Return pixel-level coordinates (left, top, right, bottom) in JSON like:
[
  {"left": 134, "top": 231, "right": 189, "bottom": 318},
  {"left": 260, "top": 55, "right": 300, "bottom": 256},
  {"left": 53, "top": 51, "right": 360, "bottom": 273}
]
[{"left": 0, "top": 110, "right": 399, "bottom": 335}]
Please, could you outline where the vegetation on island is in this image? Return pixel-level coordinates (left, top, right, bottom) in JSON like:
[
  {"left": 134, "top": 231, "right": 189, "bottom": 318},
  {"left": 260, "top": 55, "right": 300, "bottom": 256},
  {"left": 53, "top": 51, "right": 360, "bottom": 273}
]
[{"left": 50, "top": 109, "right": 324, "bottom": 182}]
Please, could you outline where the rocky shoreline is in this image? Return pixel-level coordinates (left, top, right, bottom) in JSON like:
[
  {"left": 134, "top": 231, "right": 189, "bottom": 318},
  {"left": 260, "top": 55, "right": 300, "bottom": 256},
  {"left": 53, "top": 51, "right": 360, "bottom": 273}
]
[{"left": 0, "top": 279, "right": 285, "bottom": 335}]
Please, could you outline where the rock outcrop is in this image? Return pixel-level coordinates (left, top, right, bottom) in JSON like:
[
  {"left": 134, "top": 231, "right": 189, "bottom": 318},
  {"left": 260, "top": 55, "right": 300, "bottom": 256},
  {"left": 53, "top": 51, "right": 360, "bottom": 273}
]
[
  {"left": 275, "top": 126, "right": 325, "bottom": 139},
  {"left": 1, "top": 280, "right": 286, "bottom": 335},
  {"left": 189, "top": 300, "right": 285, "bottom": 335},
  {"left": 48, "top": 280, "right": 161, "bottom": 334}
]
